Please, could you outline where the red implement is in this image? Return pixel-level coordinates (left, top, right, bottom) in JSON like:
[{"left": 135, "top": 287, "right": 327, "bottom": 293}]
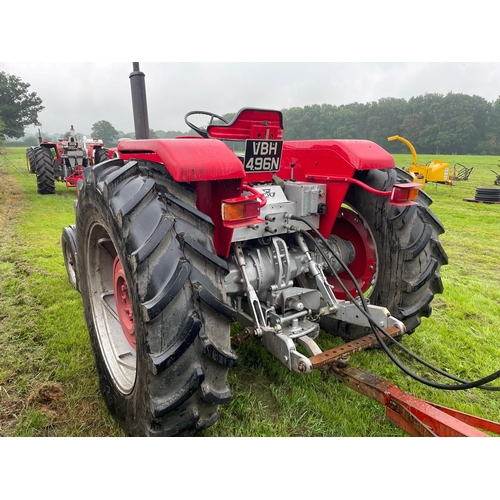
[{"left": 330, "top": 363, "right": 500, "bottom": 437}]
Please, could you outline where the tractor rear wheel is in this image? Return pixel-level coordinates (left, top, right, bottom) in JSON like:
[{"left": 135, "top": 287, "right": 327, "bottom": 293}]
[
  {"left": 75, "top": 159, "right": 235, "bottom": 436},
  {"left": 320, "top": 167, "right": 448, "bottom": 341},
  {"left": 94, "top": 148, "right": 109, "bottom": 165},
  {"left": 62, "top": 225, "right": 79, "bottom": 292},
  {"left": 35, "top": 147, "right": 56, "bottom": 195}
]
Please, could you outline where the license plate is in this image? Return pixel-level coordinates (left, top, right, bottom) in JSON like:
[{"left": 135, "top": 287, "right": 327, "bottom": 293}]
[{"left": 243, "top": 140, "right": 283, "bottom": 173}]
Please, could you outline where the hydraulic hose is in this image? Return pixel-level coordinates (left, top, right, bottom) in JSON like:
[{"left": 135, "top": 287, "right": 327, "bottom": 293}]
[
  {"left": 292, "top": 215, "right": 500, "bottom": 391},
  {"left": 300, "top": 230, "right": 480, "bottom": 384}
]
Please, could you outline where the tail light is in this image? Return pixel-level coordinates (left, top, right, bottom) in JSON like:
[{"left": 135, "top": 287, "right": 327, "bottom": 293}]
[
  {"left": 221, "top": 183, "right": 267, "bottom": 228},
  {"left": 390, "top": 183, "right": 421, "bottom": 206},
  {"left": 222, "top": 198, "right": 261, "bottom": 221},
  {"left": 221, "top": 197, "right": 264, "bottom": 228}
]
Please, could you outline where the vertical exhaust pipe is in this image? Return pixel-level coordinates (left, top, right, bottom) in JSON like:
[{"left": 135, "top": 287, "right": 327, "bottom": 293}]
[{"left": 129, "top": 62, "right": 150, "bottom": 140}]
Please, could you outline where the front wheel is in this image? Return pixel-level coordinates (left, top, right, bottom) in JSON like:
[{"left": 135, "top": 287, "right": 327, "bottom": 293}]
[
  {"left": 320, "top": 168, "right": 448, "bottom": 341},
  {"left": 62, "top": 225, "right": 79, "bottom": 292},
  {"left": 26, "top": 148, "right": 36, "bottom": 173},
  {"left": 75, "top": 159, "right": 236, "bottom": 436}
]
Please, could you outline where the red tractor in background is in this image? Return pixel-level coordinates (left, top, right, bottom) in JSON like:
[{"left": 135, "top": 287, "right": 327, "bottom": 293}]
[
  {"left": 82, "top": 136, "right": 110, "bottom": 166},
  {"left": 61, "top": 63, "right": 458, "bottom": 437},
  {"left": 26, "top": 126, "right": 109, "bottom": 194}
]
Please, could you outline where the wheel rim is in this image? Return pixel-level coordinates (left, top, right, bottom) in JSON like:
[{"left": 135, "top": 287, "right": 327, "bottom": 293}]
[
  {"left": 86, "top": 222, "right": 137, "bottom": 394},
  {"left": 63, "top": 240, "right": 77, "bottom": 287},
  {"left": 113, "top": 256, "right": 136, "bottom": 349},
  {"left": 328, "top": 206, "right": 377, "bottom": 300}
]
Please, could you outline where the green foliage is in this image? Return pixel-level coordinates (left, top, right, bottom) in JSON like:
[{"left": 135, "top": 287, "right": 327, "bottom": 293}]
[
  {"left": 119, "top": 130, "right": 194, "bottom": 140},
  {"left": 0, "top": 118, "right": 4, "bottom": 149},
  {"left": 282, "top": 92, "right": 500, "bottom": 155},
  {"left": 90, "top": 120, "right": 120, "bottom": 146},
  {"left": 24, "top": 135, "right": 39, "bottom": 146},
  {"left": 0, "top": 71, "right": 44, "bottom": 139},
  {"left": 222, "top": 112, "right": 236, "bottom": 123}
]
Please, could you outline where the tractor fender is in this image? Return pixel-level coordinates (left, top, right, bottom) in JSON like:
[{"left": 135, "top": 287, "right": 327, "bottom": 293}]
[
  {"left": 116, "top": 138, "right": 246, "bottom": 258},
  {"left": 279, "top": 139, "right": 396, "bottom": 237},
  {"left": 116, "top": 138, "right": 245, "bottom": 182}
]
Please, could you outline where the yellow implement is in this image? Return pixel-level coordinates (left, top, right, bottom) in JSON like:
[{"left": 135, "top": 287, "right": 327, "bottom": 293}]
[{"left": 388, "top": 135, "right": 452, "bottom": 187}]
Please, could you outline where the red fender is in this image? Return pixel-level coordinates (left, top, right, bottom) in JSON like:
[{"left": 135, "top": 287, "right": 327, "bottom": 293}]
[{"left": 113, "top": 110, "right": 396, "bottom": 257}]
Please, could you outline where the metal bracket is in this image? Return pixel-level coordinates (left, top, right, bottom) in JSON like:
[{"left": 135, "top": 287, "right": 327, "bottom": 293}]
[
  {"left": 294, "top": 232, "right": 337, "bottom": 312},
  {"left": 232, "top": 242, "right": 269, "bottom": 336},
  {"left": 261, "top": 330, "right": 313, "bottom": 373},
  {"left": 329, "top": 300, "right": 406, "bottom": 334}
]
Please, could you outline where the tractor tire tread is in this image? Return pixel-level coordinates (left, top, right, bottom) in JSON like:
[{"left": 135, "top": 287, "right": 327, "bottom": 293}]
[
  {"left": 94, "top": 148, "right": 110, "bottom": 165},
  {"left": 321, "top": 167, "right": 447, "bottom": 341},
  {"left": 35, "top": 147, "right": 56, "bottom": 195},
  {"left": 76, "top": 159, "right": 232, "bottom": 436}
]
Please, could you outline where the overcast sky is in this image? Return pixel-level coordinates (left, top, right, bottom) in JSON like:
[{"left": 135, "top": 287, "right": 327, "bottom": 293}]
[
  {"left": 2, "top": 62, "right": 500, "bottom": 138},
  {"left": 2, "top": 1, "right": 499, "bottom": 138}
]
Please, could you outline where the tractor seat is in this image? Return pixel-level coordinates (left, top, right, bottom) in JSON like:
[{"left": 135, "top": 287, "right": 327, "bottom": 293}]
[{"left": 207, "top": 108, "right": 284, "bottom": 141}]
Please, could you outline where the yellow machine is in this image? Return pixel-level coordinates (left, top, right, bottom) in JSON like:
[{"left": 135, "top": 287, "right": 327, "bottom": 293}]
[{"left": 388, "top": 135, "right": 452, "bottom": 187}]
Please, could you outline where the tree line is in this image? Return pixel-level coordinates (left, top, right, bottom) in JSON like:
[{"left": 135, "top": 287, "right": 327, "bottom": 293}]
[
  {"left": 5, "top": 122, "right": 191, "bottom": 148},
  {"left": 279, "top": 93, "right": 500, "bottom": 155}
]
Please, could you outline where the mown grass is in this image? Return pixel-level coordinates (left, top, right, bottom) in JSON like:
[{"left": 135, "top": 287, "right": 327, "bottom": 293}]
[
  {"left": 0, "top": 148, "right": 122, "bottom": 436},
  {"left": 0, "top": 147, "right": 499, "bottom": 437}
]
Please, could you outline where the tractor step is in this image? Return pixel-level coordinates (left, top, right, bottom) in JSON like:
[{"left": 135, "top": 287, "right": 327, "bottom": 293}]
[{"left": 309, "top": 326, "right": 402, "bottom": 369}]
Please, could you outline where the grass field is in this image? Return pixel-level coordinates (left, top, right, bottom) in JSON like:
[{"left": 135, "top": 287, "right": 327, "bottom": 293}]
[{"left": 0, "top": 147, "right": 499, "bottom": 437}]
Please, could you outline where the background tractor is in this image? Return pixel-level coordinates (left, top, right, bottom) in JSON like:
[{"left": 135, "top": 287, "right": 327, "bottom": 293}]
[
  {"left": 27, "top": 126, "right": 108, "bottom": 194},
  {"left": 25, "top": 128, "right": 43, "bottom": 174},
  {"left": 82, "top": 136, "right": 109, "bottom": 166},
  {"left": 62, "top": 64, "right": 451, "bottom": 437}
]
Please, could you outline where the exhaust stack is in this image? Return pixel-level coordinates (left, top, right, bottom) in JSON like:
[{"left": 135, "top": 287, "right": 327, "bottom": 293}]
[{"left": 129, "top": 62, "right": 150, "bottom": 140}]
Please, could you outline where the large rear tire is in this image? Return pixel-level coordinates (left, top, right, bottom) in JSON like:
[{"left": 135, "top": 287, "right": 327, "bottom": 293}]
[
  {"left": 35, "top": 147, "right": 56, "bottom": 195},
  {"left": 75, "top": 158, "right": 236, "bottom": 436},
  {"left": 320, "top": 168, "right": 448, "bottom": 341},
  {"left": 94, "top": 147, "right": 109, "bottom": 165}
]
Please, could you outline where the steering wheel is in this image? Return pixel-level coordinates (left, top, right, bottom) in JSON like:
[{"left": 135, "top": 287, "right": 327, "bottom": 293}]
[{"left": 184, "top": 111, "right": 229, "bottom": 138}]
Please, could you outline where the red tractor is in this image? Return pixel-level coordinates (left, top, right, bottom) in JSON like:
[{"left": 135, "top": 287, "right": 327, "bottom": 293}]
[
  {"left": 27, "top": 126, "right": 108, "bottom": 194},
  {"left": 62, "top": 64, "right": 450, "bottom": 436},
  {"left": 82, "top": 136, "right": 110, "bottom": 166}
]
